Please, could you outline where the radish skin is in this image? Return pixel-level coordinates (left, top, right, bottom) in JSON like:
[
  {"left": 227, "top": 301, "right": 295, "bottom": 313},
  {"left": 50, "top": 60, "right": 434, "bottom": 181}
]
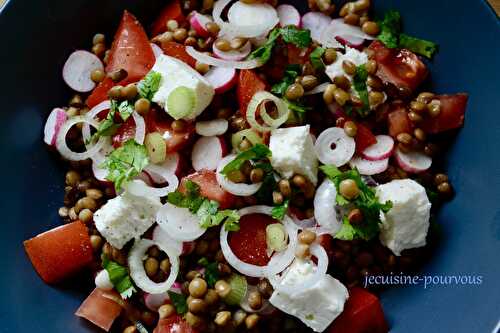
[
  {"left": 191, "top": 136, "right": 227, "bottom": 171},
  {"left": 277, "top": 4, "right": 301, "bottom": 27},
  {"left": 189, "top": 11, "right": 212, "bottom": 37},
  {"left": 62, "top": 50, "right": 103, "bottom": 92},
  {"left": 44, "top": 108, "right": 68, "bottom": 146},
  {"left": 394, "top": 148, "right": 432, "bottom": 173},
  {"left": 361, "top": 135, "right": 395, "bottom": 161},
  {"left": 204, "top": 66, "right": 238, "bottom": 94}
]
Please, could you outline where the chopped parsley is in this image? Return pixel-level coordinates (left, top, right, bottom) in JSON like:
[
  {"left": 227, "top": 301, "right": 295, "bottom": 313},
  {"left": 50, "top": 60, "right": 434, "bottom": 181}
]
[
  {"left": 167, "top": 291, "right": 188, "bottom": 314},
  {"left": 100, "top": 139, "right": 149, "bottom": 191},
  {"left": 310, "top": 47, "right": 326, "bottom": 70},
  {"left": 271, "top": 64, "right": 301, "bottom": 95},
  {"left": 378, "top": 10, "right": 438, "bottom": 58},
  {"left": 86, "top": 100, "right": 135, "bottom": 144},
  {"left": 221, "top": 144, "right": 272, "bottom": 176},
  {"left": 198, "top": 257, "right": 219, "bottom": 287},
  {"left": 352, "top": 64, "right": 370, "bottom": 117},
  {"left": 271, "top": 199, "right": 289, "bottom": 220},
  {"left": 102, "top": 255, "right": 136, "bottom": 299},
  {"left": 320, "top": 165, "right": 392, "bottom": 241},
  {"left": 138, "top": 71, "right": 162, "bottom": 101}
]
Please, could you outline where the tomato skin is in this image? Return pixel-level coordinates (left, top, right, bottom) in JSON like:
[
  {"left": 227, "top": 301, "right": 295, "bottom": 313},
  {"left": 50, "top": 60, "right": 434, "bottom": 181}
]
[
  {"left": 145, "top": 108, "right": 195, "bottom": 153},
  {"left": 328, "top": 287, "right": 389, "bottom": 333},
  {"left": 75, "top": 288, "right": 123, "bottom": 332},
  {"left": 154, "top": 315, "right": 198, "bottom": 333},
  {"left": 355, "top": 123, "right": 377, "bottom": 153},
  {"left": 228, "top": 213, "right": 276, "bottom": 266},
  {"left": 159, "top": 41, "right": 196, "bottom": 68},
  {"left": 150, "top": 0, "right": 185, "bottom": 37},
  {"left": 87, "top": 77, "right": 115, "bottom": 108},
  {"left": 180, "top": 170, "right": 236, "bottom": 209},
  {"left": 317, "top": 234, "right": 335, "bottom": 260},
  {"left": 387, "top": 106, "right": 413, "bottom": 138},
  {"left": 23, "top": 220, "right": 93, "bottom": 283},
  {"left": 421, "top": 93, "right": 468, "bottom": 134},
  {"left": 237, "top": 69, "right": 267, "bottom": 118},
  {"left": 111, "top": 116, "right": 136, "bottom": 148}
]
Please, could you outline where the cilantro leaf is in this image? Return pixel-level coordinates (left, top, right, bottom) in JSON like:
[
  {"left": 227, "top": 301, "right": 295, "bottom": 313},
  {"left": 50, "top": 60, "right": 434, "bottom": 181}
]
[
  {"left": 198, "top": 258, "right": 219, "bottom": 287},
  {"left": 248, "top": 28, "right": 281, "bottom": 64},
  {"left": 138, "top": 71, "right": 162, "bottom": 101},
  {"left": 271, "top": 64, "right": 301, "bottom": 96},
  {"left": 352, "top": 64, "right": 370, "bottom": 117},
  {"left": 167, "top": 291, "right": 188, "bottom": 314},
  {"left": 221, "top": 144, "right": 271, "bottom": 176},
  {"left": 335, "top": 216, "right": 357, "bottom": 241},
  {"left": 310, "top": 47, "right": 326, "bottom": 70},
  {"left": 101, "top": 139, "right": 149, "bottom": 191},
  {"left": 280, "top": 25, "right": 312, "bottom": 48},
  {"left": 399, "top": 33, "right": 439, "bottom": 59},
  {"left": 271, "top": 199, "right": 289, "bottom": 220},
  {"left": 102, "top": 256, "right": 136, "bottom": 299},
  {"left": 167, "top": 180, "right": 204, "bottom": 213},
  {"left": 117, "top": 100, "right": 134, "bottom": 121}
]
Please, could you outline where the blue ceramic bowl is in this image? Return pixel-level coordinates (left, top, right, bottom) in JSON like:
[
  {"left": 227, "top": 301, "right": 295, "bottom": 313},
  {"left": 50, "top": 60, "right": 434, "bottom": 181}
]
[{"left": 1, "top": 0, "right": 499, "bottom": 332}]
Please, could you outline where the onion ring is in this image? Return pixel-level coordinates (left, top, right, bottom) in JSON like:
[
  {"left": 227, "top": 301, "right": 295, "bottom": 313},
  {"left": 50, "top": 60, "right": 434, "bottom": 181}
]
[
  {"left": 56, "top": 116, "right": 106, "bottom": 161},
  {"left": 216, "top": 155, "right": 262, "bottom": 196}
]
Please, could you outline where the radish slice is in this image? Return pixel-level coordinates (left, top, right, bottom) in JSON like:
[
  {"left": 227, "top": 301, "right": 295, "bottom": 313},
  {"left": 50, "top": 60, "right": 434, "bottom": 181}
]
[
  {"left": 277, "top": 4, "right": 301, "bottom": 27},
  {"left": 319, "top": 18, "right": 374, "bottom": 48},
  {"left": 151, "top": 43, "right": 163, "bottom": 59},
  {"left": 44, "top": 108, "right": 68, "bottom": 146},
  {"left": 146, "top": 153, "right": 181, "bottom": 183},
  {"left": 314, "top": 127, "right": 356, "bottom": 167},
  {"left": 196, "top": 119, "right": 229, "bottom": 136},
  {"left": 349, "top": 156, "right": 389, "bottom": 175},
  {"left": 301, "top": 12, "right": 332, "bottom": 42},
  {"left": 213, "top": 41, "right": 251, "bottom": 61},
  {"left": 314, "top": 179, "right": 342, "bottom": 234},
  {"left": 56, "top": 116, "right": 107, "bottom": 161},
  {"left": 189, "top": 11, "right": 213, "bottom": 37},
  {"left": 62, "top": 50, "right": 103, "bottom": 92},
  {"left": 216, "top": 155, "right": 262, "bottom": 196},
  {"left": 152, "top": 225, "right": 183, "bottom": 256},
  {"left": 361, "top": 135, "right": 395, "bottom": 161},
  {"left": 394, "top": 148, "right": 432, "bottom": 173},
  {"left": 336, "top": 35, "right": 365, "bottom": 49},
  {"left": 156, "top": 203, "right": 206, "bottom": 241},
  {"left": 204, "top": 67, "right": 238, "bottom": 94},
  {"left": 192, "top": 136, "right": 226, "bottom": 171},
  {"left": 132, "top": 111, "right": 146, "bottom": 145},
  {"left": 128, "top": 239, "right": 179, "bottom": 294},
  {"left": 186, "top": 46, "right": 262, "bottom": 69},
  {"left": 143, "top": 282, "right": 182, "bottom": 312}
]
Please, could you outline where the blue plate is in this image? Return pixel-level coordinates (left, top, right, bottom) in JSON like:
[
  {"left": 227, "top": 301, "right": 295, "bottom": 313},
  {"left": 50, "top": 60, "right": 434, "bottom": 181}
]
[{"left": 0, "top": 1, "right": 499, "bottom": 332}]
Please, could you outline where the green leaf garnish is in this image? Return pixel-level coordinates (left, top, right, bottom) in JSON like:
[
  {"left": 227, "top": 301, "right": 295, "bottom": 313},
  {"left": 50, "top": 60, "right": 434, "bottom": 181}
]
[
  {"left": 399, "top": 33, "right": 439, "bottom": 59},
  {"left": 248, "top": 28, "right": 282, "bottom": 64},
  {"left": 102, "top": 255, "right": 136, "bottom": 299},
  {"left": 117, "top": 100, "right": 134, "bottom": 121},
  {"left": 271, "top": 64, "right": 301, "bottom": 96},
  {"left": 221, "top": 144, "right": 271, "bottom": 176},
  {"left": 310, "top": 47, "right": 326, "bottom": 70},
  {"left": 352, "top": 64, "right": 370, "bottom": 117},
  {"left": 198, "top": 257, "right": 219, "bottom": 288},
  {"left": 167, "top": 291, "right": 188, "bottom": 314},
  {"left": 271, "top": 199, "right": 289, "bottom": 220},
  {"left": 138, "top": 71, "right": 162, "bottom": 101}
]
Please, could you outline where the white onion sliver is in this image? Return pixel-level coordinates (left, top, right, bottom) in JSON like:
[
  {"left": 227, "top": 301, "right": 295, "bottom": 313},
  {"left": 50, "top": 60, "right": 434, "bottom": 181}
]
[
  {"left": 132, "top": 111, "right": 146, "bottom": 144},
  {"left": 152, "top": 225, "right": 184, "bottom": 255},
  {"left": 195, "top": 119, "right": 228, "bottom": 136},
  {"left": 246, "top": 91, "right": 289, "bottom": 132},
  {"left": 82, "top": 100, "right": 111, "bottom": 142},
  {"left": 128, "top": 239, "right": 179, "bottom": 294},
  {"left": 125, "top": 164, "right": 179, "bottom": 198},
  {"left": 56, "top": 116, "right": 106, "bottom": 161},
  {"left": 318, "top": 18, "right": 374, "bottom": 48},
  {"left": 157, "top": 203, "right": 206, "bottom": 242},
  {"left": 186, "top": 46, "right": 262, "bottom": 69},
  {"left": 216, "top": 155, "right": 262, "bottom": 196},
  {"left": 313, "top": 179, "right": 342, "bottom": 234},
  {"left": 263, "top": 216, "right": 298, "bottom": 277},
  {"left": 304, "top": 82, "right": 329, "bottom": 96}
]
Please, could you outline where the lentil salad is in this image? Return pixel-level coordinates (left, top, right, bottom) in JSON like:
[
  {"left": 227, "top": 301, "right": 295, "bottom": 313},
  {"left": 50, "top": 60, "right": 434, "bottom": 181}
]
[{"left": 25, "top": 0, "right": 468, "bottom": 332}]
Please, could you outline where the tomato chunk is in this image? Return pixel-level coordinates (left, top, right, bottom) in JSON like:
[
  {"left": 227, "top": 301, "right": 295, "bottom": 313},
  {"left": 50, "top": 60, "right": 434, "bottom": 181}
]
[
  {"left": 180, "top": 170, "right": 236, "bottom": 209},
  {"left": 23, "top": 220, "right": 93, "bottom": 283},
  {"left": 328, "top": 287, "right": 389, "bottom": 333},
  {"left": 75, "top": 288, "right": 123, "bottom": 332},
  {"left": 159, "top": 41, "right": 196, "bottom": 68},
  {"left": 369, "top": 40, "right": 428, "bottom": 93},
  {"left": 387, "top": 106, "right": 413, "bottom": 138},
  {"left": 237, "top": 69, "right": 267, "bottom": 117},
  {"left": 154, "top": 315, "right": 198, "bottom": 333},
  {"left": 317, "top": 234, "right": 335, "bottom": 260},
  {"left": 87, "top": 77, "right": 115, "bottom": 108},
  {"left": 145, "top": 108, "right": 195, "bottom": 153},
  {"left": 287, "top": 44, "right": 312, "bottom": 65},
  {"left": 106, "top": 11, "right": 156, "bottom": 85},
  {"left": 228, "top": 213, "right": 276, "bottom": 266},
  {"left": 421, "top": 93, "right": 468, "bottom": 134},
  {"left": 355, "top": 123, "right": 377, "bottom": 153},
  {"left": 150, "top": 0, "right": 185, "bottom": 37}
]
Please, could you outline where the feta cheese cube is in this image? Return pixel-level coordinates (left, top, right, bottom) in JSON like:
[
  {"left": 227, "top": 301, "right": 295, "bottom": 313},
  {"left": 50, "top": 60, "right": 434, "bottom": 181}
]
[
  {"left": 269, "top": 125, "right": 318, "bottom": 185},
  {"left": 325, "top": 47, "right": 368, "bottom": 82},
  {"left": 94, "top": 192, "right": 162, "bottom": 249},
  {"left": 151, "top": 55, "right": 214, "bottom": 120},
  {"left": 376, "top": 179, "right": 431, "bottom": 256},
  {"left": 269, "top": 260, "right": 349, "bottom": 332}
]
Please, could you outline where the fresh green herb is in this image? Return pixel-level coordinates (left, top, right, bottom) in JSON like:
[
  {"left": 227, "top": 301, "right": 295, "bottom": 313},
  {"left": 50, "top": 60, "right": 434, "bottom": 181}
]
[
  {"left": 285, "top": 98, "right": 311, "bottom": 114},
  {"left": 271, "top": 199, "right": 289, "bottom": 220},
  {"left": 102, "top": 255, "right": 136, "bottom": 299},
  {"left": 254, "top": 162, "right": 278, "bottom": 204},
  {"left": 116, "top": 100, "right": 134, "bottom": 121},
  {"left": 221, "top": 144, "right": 272, "bottom": 176},
  {"left": 310, "top": 47, "right": 326, "bottom": 70},
  {"left": 248, "top": 28, "right": 281, "bottom": 64},
  {"left": 138, "top": 71, "right": 162, "bottom": 101},
  {"left": 167, "top": 291, "right": 188, "bottom": 314},
  {"left": 377, "top": 10, "right": 438, "bottom": 58},
  {"left": 352, "top": 64, "right": 370, "bottom": 117},
  {"left": 271, "top": 64, "right": 301, "bottom": 95},
  {"left": 305, "top": 314, "right": 315, "bottom": 321},
  {"left": 101, "top": 139, "right": 149, "bottom": 191},
  {"left": 320, "top": 165, "right": 392, "bottom": 240},
  {"left": 198, "top": 257, "right": 219, "bottom": 287}
]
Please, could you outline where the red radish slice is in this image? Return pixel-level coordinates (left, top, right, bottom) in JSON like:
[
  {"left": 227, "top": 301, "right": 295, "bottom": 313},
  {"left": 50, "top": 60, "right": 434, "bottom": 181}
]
[
  {"left": 277, "top": 4, "right": 301, "bottom": 27},
  {"left": 143, "top": 282, "right": 182, "bottom": 312},
  {"left": 349, "top": 156, "right": 389, "bottom": 175},
  {"left": 213, "top": 41, "right": 252, "bottom": 61},
  {"left": 44, "top": 108, "right": 67, "bottom": 146},
  {"left": 315, "top": 127, "right": 356, "bottom": 167},
  {"left": 204, "top": 66, "right": 238, "bottom": 94},
  {"left": 192, "top": 136, "right": 226, "bottom": 171},
  {"left": 189, "top": 11, "right": 213, "bottom": 37},
  {"left": 336, "top": 36, "right": 365, "bottom": 49},
  {"left": 63, "top": 50, "right": 104, "bottom": 92},
  {"left": 361, "top": 135, "right": 395, "bottom": 161},
  {"left": 150, "top": 43, "right": 163, "bottom": 59},
  {"left": 394, "top": 148, "right": 432, "bottom": 173},
  {"left": 301, "top": 12, "right": 332, "bottom": 42},
  {"left": 196, "top": 119, "right": 229, "bottom": 136}
]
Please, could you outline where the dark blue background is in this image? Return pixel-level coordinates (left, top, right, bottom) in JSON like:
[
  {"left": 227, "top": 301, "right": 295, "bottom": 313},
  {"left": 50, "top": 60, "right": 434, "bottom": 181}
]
[{"left": 0, "top": 0, "right": 498, "bottom": 332}]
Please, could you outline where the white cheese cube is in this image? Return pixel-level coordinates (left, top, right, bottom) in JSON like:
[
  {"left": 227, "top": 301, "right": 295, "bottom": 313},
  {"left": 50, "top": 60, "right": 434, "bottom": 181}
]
[
  {"left": 151, "top": 55, "right": 214, "bottom": 120},
  {"left": 376, "top": 179, "right": 431, "bottom": 256},
  {"left": 94, "top": 192, "right": 161, "bottom": 249},
  {"left": 325, "top": 47, "right": 368, "bottom": 82},
  {"left": 269, "top": 125, "right": 318, "bottom": 185},
  {"left": 269, "top": 260, "right": 349, "bottom": 332}
]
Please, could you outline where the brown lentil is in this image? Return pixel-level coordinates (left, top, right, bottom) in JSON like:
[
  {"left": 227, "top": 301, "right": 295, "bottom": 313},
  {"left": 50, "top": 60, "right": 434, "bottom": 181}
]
[
  {"left": 189, "top": 277, "right": 208, "bottom": 298},
  {"left": 240, "top": 161, "right": 252, "bottom": 176},
  {"left": 65, "top": 170, "right": 80, "bottom": 186},
  {"left": 230, "top": 37, "right": 247, "bottom": 50},
  {"left": 108, "top": 85, "right": 123, "bottom": 99},
  {"left": 205, "top": 22, "right": 220, "bottom": 35},
  {"left": 397, "top": 132, "right": 413, "bottom": 145},
  {"left": 108, "top": 69, "right": 128, "bottom": 83},
  {"left": 250, "top": 168, "right": 264, "bottom": 183},
  {"left": 155, "top": 31, "right": 174, "bottom": 43},
  {"left": 369, "top": 91, "right": 385, "bottom": 106},
  {"left": 173, "top": 28, "right": 188, "bottom": 42},
  {"left": 348, "top": 208, "right": 363, "bottom": 225},
  {"left": 334, "top": 75, "right": 351, "bottom": 90},
  {"left": 410, "top": 100, "right": 427, "bottom": 113},
  {"left": 302, "top": 63, "right": 315, "bottom": 76},
  {"left": 414, "top": 128, "right": 426, "bottom": 141},
  {"left": 366, "top": 75, "right": 383, "bottom": 90},
  {"left": 298, "top": 230, "right": 317, "bottom": 244},
  {"left": 247, "top": 290, "right": 263, "bottom": 310},
  {"left": 90, "top": 69, "right": 105, "bottom": 83},
  {"left": 134, "top": 98, "right": 150, "bottom": 115},
  {"left": 285, "top": 83, "right": 305, "bottom": 100},
  {"left": 58, "top": 206, "right": 69, "bottom": 218},
  {"left": 122, "top": 83, "right": 138, "bottom": 100},
  {"left": 188, "top": 298, "right": 206, "bottom": 314},
  {"left": 77, "top": 180, "right": 92, "bottom": 193},
  {"left": 365, "top": 60, "right": 378, "bottom": 75},
  {"left": 204, "top": 289, "right": 219, "bottom": 306},
  {"left": 92, "top": 33, "right": 105, "bottom": 45},
  {"left": 408, "top": 111, "right": 423, "bottom": 123},
  {"left": 184, "top": 36, "right": 197, "bottom": 47},
  {"left": 86, "top": 188, "right": 103, "bottom": 200},
  {"left": 437, "top": 182, "right": 452, "bottom": 194},
  {"left": 92, "top": 43, "right": 106, "bottom": 57},
  {"left": 123, "top": 326, "right": 137, "bottom": 333},
  {"left": 344, "top": 120, "right": 358, "bottom": 137},
  {"left": 300, "top": 75, "right": 319, "bottom": 90},
  {"left": 171, "top": 119, "right": 187, "bottom": 132},
  {"left": 295, "top": 243, "right": 311, "bottom": 259},
  {"left": 214, "top": 38, "right": 231, "bottom": 52},
  {"left": 428, "top": 100, "right": 442, "bottom": 117},
  {"left": 214, "top": 311, "right": 232, "bottom": 326},
  {"left": 186, "top": 270, "right": 202, "bottom": 281},
  {"left": 344, "top": 13, "right": 360, "bottom": 25},
  {"left": 362, "top": 21, "right": 380, "bottom": 35},
  {"left": 144, "top": 257, "right": 159, "bottom": 277},
  {"left": 66, "top": 106, "right": 79, "bottom": 117},
  {"left": 434, "top": 173, "right": 449, "bottom": 185},
  {"left": 90, "top": 235, "right": 103, "bottom": 252},
  {"left": 323, "top": 48, "right": 338, "bottom": 64},
  {"left": 292, "top": 174, "right": 307, "bottom": 188},
  {"left": 339, "top": 2, "right": 355, "bottom": 17},
  {"left": 215, "top": 280, "right": 232, "bottom": 298},
  {"left": 148, "top": 245, "right": 160, "bottom": 258},
  {"left": 233, "top": 309, "right": 248, "bottom": 326},
  {"left": 339, "top": 179, "right": 360, "bottom": 199},
  {"left": 78, "top": 208, "right": 93, "bottom": 223},
  {"left": 278, "top": 179, "right": 292, "bottom": 197},
  {"left": 185, "top": 312, "right": 203, "bottom": 328},
  {"left": 195, "top": 61, "right": 210, "bottom": 74},
  {"left": 323, "top": 84, "right": 337, "bottom": 104},
  {"left": 245, "top": 314, "right": 260, "bottom": 329},
  {"left": 227, "top": 170, "right": 246, "bottom": 183},
  {"left": 398, "top": 142, "right": 412, "bottom": 154},
  {"left": 272, "top": 191, "right": 284, "bottom": 205},
  {"left": 167, "top": 19, "right": 179, "bottom": 31},
  {"left": 334, "top": 88, "right": 350, "bottom": 106},
  {"left": 158, "top": 304, "right": 175, "bottom": 319},
  {"left": 342, "top": 60, "right": 357, "bottom": 75},
  {"left": 417, "top": 92, "right": 435, "bottom": 104}
]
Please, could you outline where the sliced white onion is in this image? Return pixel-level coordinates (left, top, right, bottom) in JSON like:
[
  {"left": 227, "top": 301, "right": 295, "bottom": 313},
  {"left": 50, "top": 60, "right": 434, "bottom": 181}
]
[
  {"left": 313, "top": 179, "right": 342, "bottom": 234},
  {"left": 157, "top": 203, "right": 206, "bottom": 242},
  {"left": 125, "top": 164, "right": 179, "bottom": 198},
  {"left": 82, "top": 100, "right": 112, "bottom": 142},
  {"left": 319, "top": 18, "right": 374, "bottom": 48},
  {"left": 304, "top": 82, "right": 329, "bottom": 96},
  {"left": 152, "top": 225, "right": 184, "bottom": 256},
  {"left": 151, "top": 43, "right": 163, "bottom": 59},
  {"left": 291, "top": 216, "right": 317, "bottom": 229},
  {"left": 185, "top": 46, "right": 262, "bottom": 69},
  {"left": 246, "top": 91, "right": 290, "bottom": 132},
  {"left": 314, "top": 127, "right": 356, "bottom": 167},
  {"left": 56, "top": 116, "right": 106, "bottom": 161},
  {"left": 216, "top": 155, "right": 262, "bottom": 196},
  {"left": 128, "top": 239, "right": 179, "bottom": 294},
  {"left": 146, "top": 153, "right": 181, "bottom": 183},
  {"left": 195, "top": 119, "right": 229, "bottom": 136},
  {"left": 90, "top": 139, "right": 113, "bottom": 182},
  {"left": 132, "top": 111, "right": 146, "bottom": 144}
]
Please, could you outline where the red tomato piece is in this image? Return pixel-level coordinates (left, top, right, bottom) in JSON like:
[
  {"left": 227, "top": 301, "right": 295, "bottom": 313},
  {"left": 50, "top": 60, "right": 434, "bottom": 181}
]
[
  {"left": 145, "top": 108, "right": 195, "bottom": 153},
  {"left": 228, "top": 213, "right": 277, "bottom": 266},
  {"left": 87, "top": 77, "right": 115, "bottom": 108},
  {"left": 287, "top": 44, "right": 312, "bottom": 65},
  {"left": 112, "top": 116, "right": 137, "bottom": 148},
  {"left": 237, "top": 69, "right": 267, "bottom": 118},
  {"left": 75, "top": 288, "right": 123, "bottom": 332},
  {"left": 106, "top": 11, "right": 156, "bottom": 85},
  {"left": 421, "top": 93, "right": 468, "bottom": 134},
  {"left": 179, "top": 170, "right": 236, "bottom": 209},
  {"left": 317, "top": 234, "right": 335, "bottom": 261},
  {"left": 159, "top": 41, "right": 196, "bottom": 68},
  {"left": 355, "top": 123, "right": 377, "bottom": 153},
  {"left": 387, "top": 106, "right": 413, "bottom": 138},
  {"left": 328, "top": 287, "right": 389, "bottom": 333},
  {"left": 150, "top": 0, "right": 185, "bottom": 37},
  {"left": 23, "top": 220, "right": 93, "bottom": 283},
  {"left": 369, "top": 40, "right": 428, "bottom": 93},
  {"left": 154, "top": 315, "right": 198, "bottom": 333}
]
